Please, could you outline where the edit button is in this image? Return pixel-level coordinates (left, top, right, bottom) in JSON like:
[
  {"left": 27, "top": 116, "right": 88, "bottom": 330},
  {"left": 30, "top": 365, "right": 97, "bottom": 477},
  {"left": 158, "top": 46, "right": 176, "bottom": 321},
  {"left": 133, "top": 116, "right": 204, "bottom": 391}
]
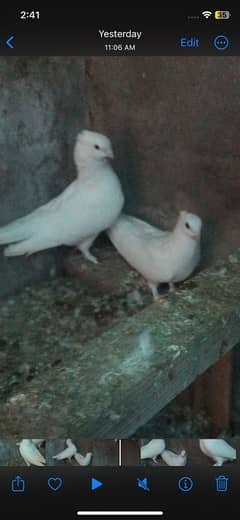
[{"left": 179, "top": 37, "right": 200, "bottom": 48}]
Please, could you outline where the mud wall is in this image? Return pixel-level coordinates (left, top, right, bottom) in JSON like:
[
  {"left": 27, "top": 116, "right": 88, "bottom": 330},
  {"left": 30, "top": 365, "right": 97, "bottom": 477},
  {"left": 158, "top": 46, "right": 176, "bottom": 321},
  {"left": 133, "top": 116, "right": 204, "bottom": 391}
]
[{"left": 0, "top": 57, "right": 86, "bottom": 297}]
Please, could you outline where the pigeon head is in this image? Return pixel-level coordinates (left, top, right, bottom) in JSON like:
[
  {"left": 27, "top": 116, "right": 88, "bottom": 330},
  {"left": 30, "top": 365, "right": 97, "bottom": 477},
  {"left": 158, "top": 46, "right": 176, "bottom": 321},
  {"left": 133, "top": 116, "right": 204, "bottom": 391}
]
[
  {"left": 74, "top": 130, "right": 114, "bottom": 166},
  {"left": 178, "top": 211, "right": 202, "bottom": 239}
]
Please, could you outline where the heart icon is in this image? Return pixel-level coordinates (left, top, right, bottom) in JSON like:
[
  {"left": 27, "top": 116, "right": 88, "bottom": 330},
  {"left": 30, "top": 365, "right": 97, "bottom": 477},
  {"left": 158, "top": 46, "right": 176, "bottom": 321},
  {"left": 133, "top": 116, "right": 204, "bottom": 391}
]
[{"left": 48, "top": 477, "right": 63, "bottom": 491}]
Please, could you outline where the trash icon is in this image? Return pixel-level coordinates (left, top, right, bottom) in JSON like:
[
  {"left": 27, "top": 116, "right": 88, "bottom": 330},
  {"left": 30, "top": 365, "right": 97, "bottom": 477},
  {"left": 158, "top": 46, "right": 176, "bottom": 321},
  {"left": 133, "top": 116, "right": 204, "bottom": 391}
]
[{"left": 215, "top": 475, "right": 229, "bottom": 492}]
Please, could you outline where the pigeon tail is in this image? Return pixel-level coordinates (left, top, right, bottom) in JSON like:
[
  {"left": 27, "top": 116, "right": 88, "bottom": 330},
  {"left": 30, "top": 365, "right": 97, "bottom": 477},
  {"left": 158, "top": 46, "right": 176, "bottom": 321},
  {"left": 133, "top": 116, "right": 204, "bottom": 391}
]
[{"left": 0, "top": 216, "right": 36, "bottom": 245}]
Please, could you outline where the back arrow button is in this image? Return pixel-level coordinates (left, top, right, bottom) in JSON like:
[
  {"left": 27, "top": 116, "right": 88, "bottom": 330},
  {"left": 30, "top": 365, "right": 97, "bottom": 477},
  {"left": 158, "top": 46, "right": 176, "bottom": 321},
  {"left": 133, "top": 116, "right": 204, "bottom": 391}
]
[{"left": 6, "top": 35, "right": 14, "bottom": 49}]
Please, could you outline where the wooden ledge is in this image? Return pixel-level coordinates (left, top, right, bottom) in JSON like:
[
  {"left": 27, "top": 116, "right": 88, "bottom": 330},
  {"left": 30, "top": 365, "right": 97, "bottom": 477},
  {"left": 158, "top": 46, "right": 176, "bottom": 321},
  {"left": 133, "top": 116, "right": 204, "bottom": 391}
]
[{"left": 1, "top": 249, "right": 240, "bottom": 436}]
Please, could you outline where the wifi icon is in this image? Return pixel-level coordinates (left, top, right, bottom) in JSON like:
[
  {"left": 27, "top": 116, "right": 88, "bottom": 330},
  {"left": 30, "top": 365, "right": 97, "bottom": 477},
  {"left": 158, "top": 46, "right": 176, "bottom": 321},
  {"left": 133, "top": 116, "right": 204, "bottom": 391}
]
[{"left": 202, "top": 10, "right": 212, "bottom": 19}]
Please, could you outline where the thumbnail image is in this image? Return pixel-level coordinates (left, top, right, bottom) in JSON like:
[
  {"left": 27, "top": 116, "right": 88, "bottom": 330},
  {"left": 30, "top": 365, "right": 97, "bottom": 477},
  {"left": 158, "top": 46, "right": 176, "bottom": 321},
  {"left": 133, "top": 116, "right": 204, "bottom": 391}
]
[
  {"left": 0, "top": 438, "right": 238, "bottom": 466},
  {"left": 139, "top": 438, "right": 239, "bottom": 466},
  {"left": 0, "top": 439, "right": 119, "bottom": 466},
  {"left": 0, "top": 56, "right": 240, "bottom": 438}
]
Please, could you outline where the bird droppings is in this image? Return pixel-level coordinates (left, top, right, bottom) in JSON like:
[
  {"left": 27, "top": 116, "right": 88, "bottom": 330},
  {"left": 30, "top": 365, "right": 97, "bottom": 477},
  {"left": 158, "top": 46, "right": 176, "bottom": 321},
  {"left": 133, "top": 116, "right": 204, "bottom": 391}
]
[
  {"left": 108, "top": 411, "right": 121, "bottom": 422},
  {"left": 228, "top": 254, "right": 238, "bottom": 264},
  {"left": 100, "top": 328, "right": 154, "bottom": 384},
  {"left": 137, "top": 328, "right": 154, "bottom": 358},
  {"left": 99, "top": 371, "right": 120, "bottom": 385},
  {"left": 167, "top": 345, "right": 181, "bottom": 352},
  {"left": 167, "top": 345, "right": 188, "bottom": 357},
  {"left": 8, "top": 393, "right": 27, "bottom": 405},
  {"left": 119, "top": 330, "right": 154, "bottom": 373},
  {"left": 127, "top": 289, "right": 144, "bottom": 307},
  {"left": 49, "top": 266, "right": 57, "bottom": 278}
]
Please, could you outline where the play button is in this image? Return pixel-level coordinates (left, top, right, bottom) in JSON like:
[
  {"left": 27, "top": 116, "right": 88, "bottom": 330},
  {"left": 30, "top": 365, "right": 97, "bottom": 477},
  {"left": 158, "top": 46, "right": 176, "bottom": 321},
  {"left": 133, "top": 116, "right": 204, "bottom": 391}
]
[{"left": 91, "top": 478, "right": 103, "bottom": 491}]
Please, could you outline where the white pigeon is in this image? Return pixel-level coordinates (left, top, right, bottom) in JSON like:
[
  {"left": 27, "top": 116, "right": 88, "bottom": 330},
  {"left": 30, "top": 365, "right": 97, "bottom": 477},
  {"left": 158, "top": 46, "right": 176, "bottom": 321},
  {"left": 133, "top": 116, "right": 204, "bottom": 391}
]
[
  {"left": 53, "top": 439, "right": 92, "bottom": 465},
  {"left": 74, "top": 452, "right": 92, "bottom": 466},
  {"left": 108, "top": 211, "right": 202, "bottom": 300},
  {"left": 199, "top": 439, "right": 236, "bottom": 466},
  {"left": 18, "top": 439, "right": 46, "bottom": 466},
  {"left": 140, "top": 439, "right": 166, "bottom": 463},
  {"left": 161, "top": 449, "right": 187, "bottom": 466},
  {"left": 52, "top": 439, "right": 77, "bottom": 461},
  {"left": 0, "top": 130, "right": 124, "bottom": 263}
]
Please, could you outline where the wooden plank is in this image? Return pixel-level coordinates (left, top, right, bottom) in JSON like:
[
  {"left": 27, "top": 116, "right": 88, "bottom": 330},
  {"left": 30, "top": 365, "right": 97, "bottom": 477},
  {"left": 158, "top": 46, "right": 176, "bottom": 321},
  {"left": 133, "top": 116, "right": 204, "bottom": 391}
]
[
  {"left": 1, "top": 249, "right": 240, "bottom": 437},
  {"left": 192, "top": 351, "right": 233, "bottom": 436},
  {"left": 121, "top": 439, "right": 140, "bottom": 465},
  {"left": 175, "top": 350, "right": 233, "bottom": 434}
]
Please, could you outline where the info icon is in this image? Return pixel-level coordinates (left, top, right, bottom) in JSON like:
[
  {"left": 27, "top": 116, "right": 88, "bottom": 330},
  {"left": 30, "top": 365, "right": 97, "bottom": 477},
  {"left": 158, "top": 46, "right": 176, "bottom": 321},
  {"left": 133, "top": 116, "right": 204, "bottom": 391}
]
[{"left": 178, "top": 476, "right": 193, "bottom": 492}]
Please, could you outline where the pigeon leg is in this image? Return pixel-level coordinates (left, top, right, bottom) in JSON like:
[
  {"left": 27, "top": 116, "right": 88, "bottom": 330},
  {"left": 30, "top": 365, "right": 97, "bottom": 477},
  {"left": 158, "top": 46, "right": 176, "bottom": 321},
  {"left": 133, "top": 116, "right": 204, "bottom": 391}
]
[
  {"left": 169, "top": 282, "right": 175, "bottom": 292},
  {"left": 81, "top": 249, "right": 98, "bottom": 264},
  {"left": 148, "top": 282, "right": 161, "bottom": 301},
  {"left": 77, "top": 236, "right": 98, "bottom": 264},
  {"left": 213, "top": 457, "right": 224, "bottom": 466}
]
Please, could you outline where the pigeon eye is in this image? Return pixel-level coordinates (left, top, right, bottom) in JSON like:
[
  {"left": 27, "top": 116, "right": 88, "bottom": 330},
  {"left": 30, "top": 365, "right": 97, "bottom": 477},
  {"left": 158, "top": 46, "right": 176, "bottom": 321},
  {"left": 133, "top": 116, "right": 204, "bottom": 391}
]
[
  {"left": 94, "top": 144, "right": 100, "bottom": 150},
  {"left": 185, "top": 222, "right": 191, "bottom": 230}
]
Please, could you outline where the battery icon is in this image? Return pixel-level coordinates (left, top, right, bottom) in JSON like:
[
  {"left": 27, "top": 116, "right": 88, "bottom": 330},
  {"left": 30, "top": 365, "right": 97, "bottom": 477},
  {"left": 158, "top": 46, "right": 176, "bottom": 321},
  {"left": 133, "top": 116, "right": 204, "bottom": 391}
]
[{"left": 215, "top": 10, "right": 231, "bottom": 19}]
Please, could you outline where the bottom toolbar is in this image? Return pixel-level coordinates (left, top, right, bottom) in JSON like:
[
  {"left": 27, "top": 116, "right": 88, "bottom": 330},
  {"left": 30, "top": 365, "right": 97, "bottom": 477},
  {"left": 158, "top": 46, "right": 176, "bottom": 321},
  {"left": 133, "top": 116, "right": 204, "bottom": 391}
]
[{"left": 0, "top": 467, "right": 237, "bottom": 518}]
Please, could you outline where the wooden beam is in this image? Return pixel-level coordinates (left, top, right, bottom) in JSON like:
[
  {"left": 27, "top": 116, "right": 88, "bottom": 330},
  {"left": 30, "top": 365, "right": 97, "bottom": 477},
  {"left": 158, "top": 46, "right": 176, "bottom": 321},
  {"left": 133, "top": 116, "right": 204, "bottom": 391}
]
[{"left": 1, "top": 249, "right": 240, "bottom": 436}]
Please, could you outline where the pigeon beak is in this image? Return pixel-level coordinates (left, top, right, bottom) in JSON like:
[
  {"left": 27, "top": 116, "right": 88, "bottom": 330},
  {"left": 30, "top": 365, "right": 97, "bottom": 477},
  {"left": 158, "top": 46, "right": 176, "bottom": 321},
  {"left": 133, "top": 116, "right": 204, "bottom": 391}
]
[
  {"left": 190, "top": 231, "right": 198, "bottom": 239},
  {"left": 107, "top": 150, "right": 114, "bottom": 160}
]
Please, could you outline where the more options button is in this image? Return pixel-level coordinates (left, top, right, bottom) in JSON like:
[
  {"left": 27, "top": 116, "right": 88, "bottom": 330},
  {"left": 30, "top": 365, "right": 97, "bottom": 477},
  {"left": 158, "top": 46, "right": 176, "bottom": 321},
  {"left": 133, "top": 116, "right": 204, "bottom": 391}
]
[{"left": 213, "top": 35, "right": 229, "bottom": 50}]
